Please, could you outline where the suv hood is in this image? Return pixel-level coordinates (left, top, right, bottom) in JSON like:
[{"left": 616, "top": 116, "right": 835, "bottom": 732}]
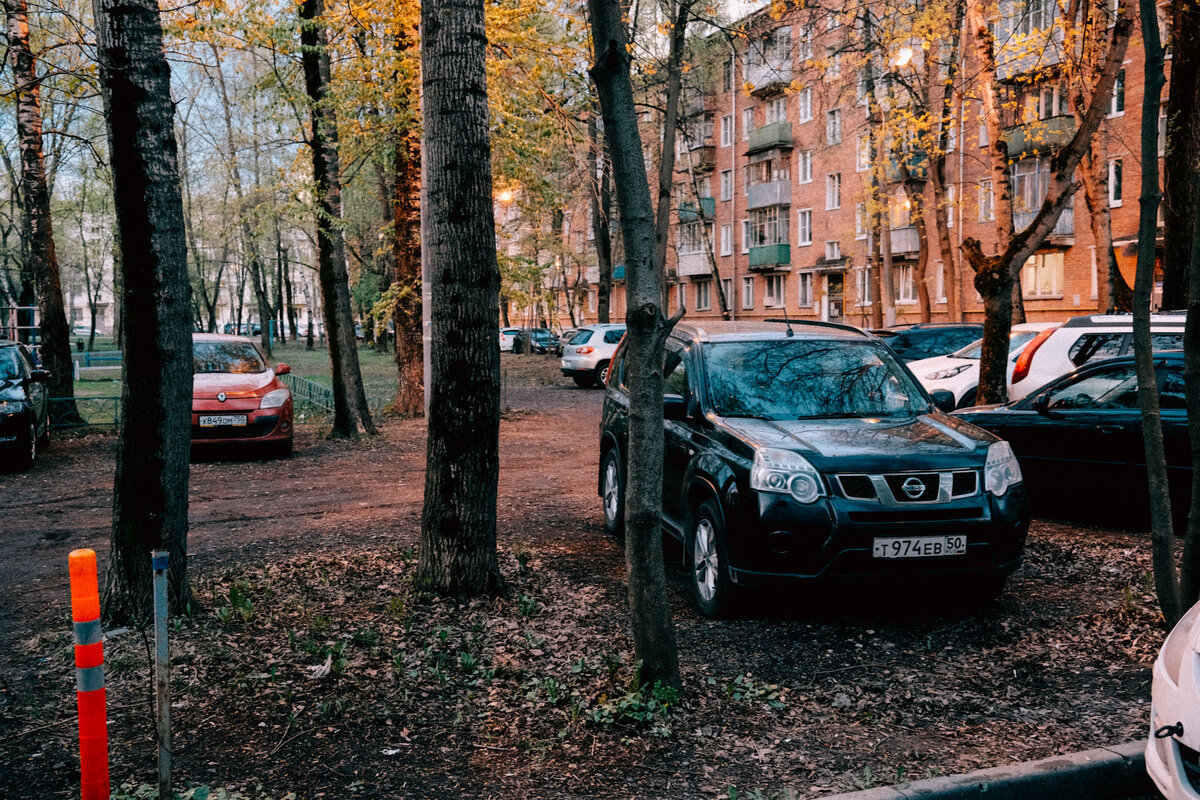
[{"left": 720, "top": 414, "right": 990, "bottom": 468}]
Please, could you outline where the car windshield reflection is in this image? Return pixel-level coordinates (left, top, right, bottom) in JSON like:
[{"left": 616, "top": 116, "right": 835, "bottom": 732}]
[
  {"left": 0, "top": 349, "right": 20, "bottom": 380},
  {"left": 194, "top": 341, "right": 267, "bottom": 375},
  {"left": 703, "top": 339, "right": 928, "bottom": 420}
]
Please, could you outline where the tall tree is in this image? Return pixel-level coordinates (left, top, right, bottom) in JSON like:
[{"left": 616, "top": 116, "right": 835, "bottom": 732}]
[
  {"left": 299, "top": 0, "right": 377, "bottom": 437},
  {"left": 93, "top": 0, "right": 194, "bottom": 621},
  {"left": 416, "top": 0, "right": 503, "bottom": 594},
  {"left": 587, "top": 0, "right": 681, "bottom": 692},
  {"left": 5, "top": 0, "right": 76, "bottom": 406}
]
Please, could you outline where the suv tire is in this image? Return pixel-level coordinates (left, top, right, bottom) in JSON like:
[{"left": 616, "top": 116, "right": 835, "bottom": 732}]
[
  {"left": 689, "top": 499, "right": 737, "bottom": 617},
  {"left": 594, "top": 360, "right": 610, "bottom": 388},
  {"left": 600, "top": 448, "right": 624, "bottom": 536}
]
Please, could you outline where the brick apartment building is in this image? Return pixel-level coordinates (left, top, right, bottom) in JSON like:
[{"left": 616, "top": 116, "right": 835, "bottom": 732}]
[{"left": 549, "top": 0, "right": 1164, "bottom": 331}]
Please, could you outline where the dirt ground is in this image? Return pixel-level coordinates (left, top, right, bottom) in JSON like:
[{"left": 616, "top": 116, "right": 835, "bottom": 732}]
[{"left": 0, "top": 377, "right": 1168, "bottom": 799}]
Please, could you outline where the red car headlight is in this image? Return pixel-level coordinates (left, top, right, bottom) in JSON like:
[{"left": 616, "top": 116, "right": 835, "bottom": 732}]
[{"left": 260, "top": 388, "right": 291, "bottom": 410}]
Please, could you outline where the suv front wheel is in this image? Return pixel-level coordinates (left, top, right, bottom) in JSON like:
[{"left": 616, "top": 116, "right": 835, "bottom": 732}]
[
  {"left": 689, "top": 500, "right": 736, "bottom": 617},
  {"left": 600, "top": 448, "right": 624, "bottom": 536}
]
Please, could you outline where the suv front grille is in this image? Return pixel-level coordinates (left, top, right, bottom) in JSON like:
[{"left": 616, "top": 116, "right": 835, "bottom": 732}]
[
  {"left": 884, "top": 473, "right": 939, "bottom": 502},
  {"left": 837, "top": 474, "right": 876, "bottom": 500},
  {"left": 835, "top": 470, "right": 979, "bottom": 506}
]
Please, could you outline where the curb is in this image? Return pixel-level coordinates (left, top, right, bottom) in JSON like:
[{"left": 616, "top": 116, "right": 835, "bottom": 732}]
[{"left": 822, "top": 741, "right": 1154, "bottom": 800}]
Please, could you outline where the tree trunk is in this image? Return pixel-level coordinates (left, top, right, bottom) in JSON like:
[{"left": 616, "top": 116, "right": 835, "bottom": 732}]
[
  {"left": 299, "top": 0, "right": 377, "bottom": 437},
  {"left": 905, "top": 179, "right": 932, "bottom": 322},
  {"left": 392, "top": 128, "right": 424, "bottom": 417},
  {"left": 93, "top": 0, "right": 194, "bottom": 622},
  {"left": 1162, "top": 0, "right": 1200, "bottom": 311},
  {"left": 6, "top": 0, "right": 75, "bottom": 407},
  {"left": 589, "top": 113, "right": 614, "bottom": 324},
  {"left": 587, "top": 0, "right": 681, "bottom": 693},
  {"left": 416, "top": 0, "right": 502, "bottom": 596}
]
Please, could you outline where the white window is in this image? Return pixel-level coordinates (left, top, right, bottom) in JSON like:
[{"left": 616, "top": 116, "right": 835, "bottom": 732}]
[
  {"left": 797, "top": 209, "right": 813, "bottom": 245},
  {"left": 720, "top": 223, "right": 733, "bottom": 256},
  {"left": 936, "top": 260, "right": 947, "bottom": 302},
  {"left": 1014, "top": 0, "right": 1052, "bottom": 35},
  {"left": 722, "top": 278, "right": 733, "bottom": 307},
  {"left": 797, "top": 150, "right": 813, "bottom": 184},
  {"left": 742, "top": 276, "right": 755, "bottom": 309},
  {"left": 797, "top": 272, "right": 813, "bottom": 307},
  {"left": 895, "top": 264, "right": 916, "bottom": 304},
  {"left": 677, "top": 221, "right": 709, "bottom": 254},
  {"left": 720, "top": 114, "right": 733, "bottom": 146},
  {"left": 856, "top": 267, "right": 872, "bottom": 305},
  {"left": 750, "top": 206, "right": 789, "bottom": 247},
  {"left": 677, "top": 282, "right": 687, "bottom": 309},
  {"left": 766, "top": 96, "right": 787, "bottom": 124},
  {"left": 826, "top": 173, "right": 841, "bottom": 209},
  {"left": 1108, "top": 158, "right": 1123, "bottom": 207},
  {"left": 588, "top": 290, "right": 597, "bottom": 313},
  {"left": 979, "top": 122, "right": 989, "bottom": 147},
  {"left": 720, "top": 170, "right": 733, "bottom": 201},
  {"left": 856, "top": 135, "right": 871, "bottom": 172},
  {"left": 798, "top": 23, "right": 814, "bottom": 60},
  {"left": 1022, "top": 252, "right": 1065, "bottom": 298},
  {"left": 826, "top": 47, "right": 841, "bottom": 78},
  {"left": 947, "top": 185, "right": 955, "bottom": 228},
  {"left": 979, "top": 179, "right": 994, "bottom": 221},
  {"left": 764, "top": 274, "right": 785, "bottom": 307},
  {"left": 696, "top": 280, "right": 712, "bottom": 310},
  {"left": 825, "top": 240, "right": 841, "bottom": 261},
  {"left": 1109, "top": 69, "right": 1125, "bottom": 117},
  {"left": 827, "top": 109, "right": 842, "bottom": 145},
  {"left": 1160, "top": 104, "right": 1168, "bottom": 157},
  {"left": 855, "top": 203, "right": 868, "bottom": 239},
  {"left": 741, "top": 219, "right": 750, "bottom": 253},
  {"left": 827, "top": 11, "right": 841, "bottom": 29},
  {"left": 742, "top": 108, "right": 754, "bottom": 140},
  {"left": 946, "top": 121, "right": 957, "bottom": 151},
  {"left": 797, "top": 87, "right": 813, "bottom": 122}
]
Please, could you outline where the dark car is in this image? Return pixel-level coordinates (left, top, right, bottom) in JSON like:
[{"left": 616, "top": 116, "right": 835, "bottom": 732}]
[
  {"left": 513, "top": 327, "right": 558, "bottom": 354},
  {"left": 954, "top": 352, "right": 1189, "bottom": 526},
  {"left": 598, "top": 320, "right": 1029, "bottom": 616},
  {"left": 0, "top": 339, "right": 51, "bottom": 470},
  {"left": 873, "top": 323, "right": 985, "bottom": 362}
]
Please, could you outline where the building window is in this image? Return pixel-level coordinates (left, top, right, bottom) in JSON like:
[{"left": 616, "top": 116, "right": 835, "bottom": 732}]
[
  {"left": 720, "top": 170, "right": 733, "bottom": 201},
  {"left": 856, "top": 267, "right": 872, "bottom": 305},
  {"left": 895, "top": 264, "right": 916, "bottom": 304},
  {"left": 742, "top": 276, "right": 755, "bottom": 309},
  {"left": 855, "top": 203, "right": 868, "bottom": 239},
  {"left": 798, "top": 23, "right": 814, "bottom": 60},
  {"left": 979, "top": 179, "right": 994, "bottom": 221},
  {"left": 826, "top": 173, "right": 841, "bottom": 209},
  {"left": 979, "top": 122, "right": 988, "bottom": 147},
  {"left": 1159, "top": 104, "right": 1168, "bottom": 157},
  {"left": 588, "top": 289, "right": 597, "bottom": 312},
  {"left": 677, "top": 221, "right": 710, "bottom": 254},
  {"left": 1109, "top": 69, "right": 1125, "bottom": 116},
  {"left": 1108, "top": 158, "right": 1123, "bottom": 207},
  {"left": 742, "top": 108, "right": 754, "bottom": 140},
  {"left": 720, "top": 115, "right": 733, "bottom": 147},
  {"left": 946, "top": 121, "right": 957, "bottom": 151},
  {"left": 826, "top": 109, "right": 842, "bottom": 145},
  {"left": 856, "top": 135, "right": 871, "bottom": 171},
  {"left": 722, "top": 278, "right": 733, "bottom": 308},
  {"left": 1022, "top": 252, "right": 1064, "bottom": 298},
  {"left": 825, "top": 240, "right": 841, "bottom": 261},
  {"left": 766, "top": 96, "right": 787, "bottom": 124},
  {"left": 797, "top": 271, "right": 813, "bottom": 307},
  {"left": 749, "top": 206, "right": 789, "bottom": 247},
  {"left": 797, "top": 209, "right": 812, "bottom": 245},
  {"left": 765, "top": 274, "right": 785, "bottom": 307},
  {"left": 720, "top": 223, "right": 732, "bottom": 256},
  {"left": 797, "top": 87, "right": 812, "bottom": 122},
  {"left": 797, "top": 150, "right": 813, "bottom": 184},
  {"left": 827, "top": 12, "right": 841, "bottom": 29},
  {"left": 677, "top": 282, "right": 687, "bottom": 309},
  {"left": 1014, "top": 0, "right": 1052, "bottom": 35},
  {"left": 826, "top": 47, "right": 841, "bottom": 78},
  {"left": 741, "top": 219, "right": 750, "bottom": 253},
  {"left": 696, "top": 280, "right": 712, "bottom": 310},
  {"left": 947, "top": 185, "right": 955, "bottom": 228}
]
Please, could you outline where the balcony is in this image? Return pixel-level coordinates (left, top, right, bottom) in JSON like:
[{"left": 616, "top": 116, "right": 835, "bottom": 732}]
[
  {"left": 677, "top": 251, "right": 711, "bottom": 277},
  {"left": 889, "top": 226, "right": 919, "bottom": 255},
  {"left": 746, "top": 181, "right": 791, "bottom": 210},
  {"left": 745, "top": 60, "right": 793, "bottom": 96},
  {"left": 678, "top": 144, "right": 716, "bottom": 173},
  {"left": 1001, "top": 115, "right": 1076, "bottom": 159},
  {"left": 678, "top": 196, "right": 716, "bottom": 222},
  {"left": 1014, "top": 200, "right": 1074, "bottom": 243},
  {"left": 748, "top": 243, "right": 791, "bottom": 270},
  {"left": 746, "top": 121, "right": 794, "bottom": 156}
]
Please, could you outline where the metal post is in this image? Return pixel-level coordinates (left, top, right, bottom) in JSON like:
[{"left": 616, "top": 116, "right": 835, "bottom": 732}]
[{"left": 151, "top": 550, "right": 171, "bottom": 798}]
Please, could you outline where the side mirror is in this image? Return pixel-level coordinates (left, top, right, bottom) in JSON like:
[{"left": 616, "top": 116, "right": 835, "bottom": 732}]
[
  {"left": 663, "top": 394, "right": 688, "bottom": 421},
  {"left": 274, "top": 363, "right": 291, "bottom": 376},
  {"left": 930, "top": 390, "right": 956, "bottom": 413},
  {"left": 30, "top": 369, "right": 51, "bottom": 383},
  {"left": 1031, "top": 394, "right": 1057, "bottom": 417}
]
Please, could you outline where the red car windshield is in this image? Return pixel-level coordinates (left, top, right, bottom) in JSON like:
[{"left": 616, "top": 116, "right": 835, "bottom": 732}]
[{"left": 194, "top": 341, "right": 267, "bottom": 375}]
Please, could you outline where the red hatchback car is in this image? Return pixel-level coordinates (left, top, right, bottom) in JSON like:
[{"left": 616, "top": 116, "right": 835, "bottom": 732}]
[{"left": 192, "top": 333, "right": 294, "bottom": 457}]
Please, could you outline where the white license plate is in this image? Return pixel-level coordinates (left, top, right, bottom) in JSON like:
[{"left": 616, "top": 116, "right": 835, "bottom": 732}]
[
  {"left": 199, "top": 414, "right": 248, "bottom": 428},
  {"left": 872, "top": 535, "right": 966, "bottom": 559}
]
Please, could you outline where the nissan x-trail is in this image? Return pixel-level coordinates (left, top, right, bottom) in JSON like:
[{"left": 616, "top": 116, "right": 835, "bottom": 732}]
[{"left": 598, "top": 321, "right": 1029, "bottom": 616}]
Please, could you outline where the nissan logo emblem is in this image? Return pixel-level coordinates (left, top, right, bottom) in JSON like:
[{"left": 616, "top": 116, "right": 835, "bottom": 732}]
[
  {"left": 901, "top": 477, "right": 925, "bottom": 498},
  {"left": 217, "top": 392, "right": 227, "bottom": 403}
]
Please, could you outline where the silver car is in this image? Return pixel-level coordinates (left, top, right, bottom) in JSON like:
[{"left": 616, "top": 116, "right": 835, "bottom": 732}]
[{"left": 560, "top": 324, "right": 625, "bottom": 388}]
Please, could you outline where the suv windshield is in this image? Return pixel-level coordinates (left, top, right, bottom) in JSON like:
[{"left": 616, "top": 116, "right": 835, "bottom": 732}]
[
  {"left": 0, "top": 347, "right": 21, "bottom": 380},
  {"left": 952, "top": 330, "right": 1041, "bottom": 360},
  {"left": 194, "top": 341, "right": 267, "bottom": 374},
  {"left": 704, "top": 339, "right": 929, "bottom": 420}
]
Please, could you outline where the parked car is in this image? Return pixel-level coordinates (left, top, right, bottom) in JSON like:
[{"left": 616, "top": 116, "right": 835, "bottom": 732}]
[
  {"left": 1008, "top": 312, "right": 1186, "bottom": 401},
  {"left": 908, "top": 322, "right": 1060, "bottom": 408},
  {"left": 599, "top": 320, "right": 1029, "bottom": 617},
  {"left": 499, "top": 327, "right": 522, "bottom": 352},
  {"left": 554, "top": 329, "right": 578, "bottom": 357},
  {"left": 513, "top": 327, "right": 558, "bottom": 354},
  {"left": 872, "top": 323, "right": 985, "bottom": 362},
  {"left": 955, "top": 352, "right": 1188, "bottom": 526},
  {"left": 1147, "top": 597, "right": 1200, "bottom": 800},
  {"left": 561, "top": 324, "right": 626, "bottom": 387},
  {"left": 0, "top": 339, "right": 51, "bottom": 470},
  {"left": 192, "top": 334, "right": 294, "bottom": 458}
]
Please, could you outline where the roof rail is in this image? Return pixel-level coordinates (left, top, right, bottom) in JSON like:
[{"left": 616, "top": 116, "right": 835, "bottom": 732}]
[{"left": 761, "top": 318, "right": 873, "bottom": 338}]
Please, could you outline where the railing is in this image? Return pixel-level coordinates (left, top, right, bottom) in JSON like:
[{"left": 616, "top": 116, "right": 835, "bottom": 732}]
[
  {"left": 747, "top": 121, "right": 793, "bottom": 155},
  {"left": 1001, "top": 116, "right": 1076, "bottom": 159},
  {"left": 1013, "top": 201, "right": 1074, "bottom": 237},
  {"left": 748, "top": 243, "right": 791, "bottom": 270},
  {"left": 745, "top": 61, "right": 793, "bottom": 95},
  {"left": 677, "top": 252, "right": 711, "bottom": 277},
  {"left": 747, "top": 181, "right": 791, "bottom": 210},
  {"left": 679, "top": 197, "right": 716, "bottom": 221},
  {"left": 889, "top": 226, "right": 920, "bottom": 255}
]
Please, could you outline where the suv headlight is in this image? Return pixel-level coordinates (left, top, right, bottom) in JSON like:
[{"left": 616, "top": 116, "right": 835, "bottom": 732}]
[
  {"left": 260, "top": 388, "right": 291, "bottom": 410},
  {"left": 926, "top": 364, "right": 970, "bottom": 380},
  {"left": 984, "top": 441, "right": 1022, "bottom": 496},
  {"left": 751, "top": 448, "right": 825, "bottom": 504}
]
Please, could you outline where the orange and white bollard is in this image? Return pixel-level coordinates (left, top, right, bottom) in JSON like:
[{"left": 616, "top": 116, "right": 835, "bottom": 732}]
[{"left": 68, "top": 549, "right": 109, "bottom": 800}]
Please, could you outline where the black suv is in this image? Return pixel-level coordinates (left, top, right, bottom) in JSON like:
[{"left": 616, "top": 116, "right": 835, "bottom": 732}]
[
  {"left": 598, "top": 321, "right": 1029, "bottom": 616},
  {"left": 0, "top": 339, "right": 51, "bottom": 470},
  {"left": 873, "top": 323, "right": 985, "bottom": 362}
]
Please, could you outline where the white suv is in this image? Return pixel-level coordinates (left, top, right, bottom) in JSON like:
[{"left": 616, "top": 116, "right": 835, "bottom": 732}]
[
  {"left": 560, "top": 323, "right": 625, "bottom": 388},
  {"left": 1008, "top": 312, "right": 1186, "bottom": 400}
]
